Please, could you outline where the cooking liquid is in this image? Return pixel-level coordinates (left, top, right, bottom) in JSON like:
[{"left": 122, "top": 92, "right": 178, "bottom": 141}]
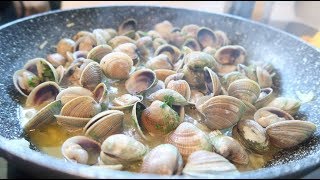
[{"left": 23, "top": 79, "right": 280, "bottom": 173}]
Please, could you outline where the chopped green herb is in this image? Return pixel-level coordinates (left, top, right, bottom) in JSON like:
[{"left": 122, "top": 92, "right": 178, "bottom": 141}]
[
  {"left": 41, "top": 62, "right": 55, "bottom": 81},
  {"left": 155, "top": 124, "right": 161, "bottom": 130},
  {"left": 163, "top": 95, "right": 175, "bottom": 108},
  {"left": 139, "top": 31, "right": 148, "bottom": 36},
  {"left": 100, "top": 103, "right": 107, "bottom": 111},
  {"left": 160, "top": 102, "right": 167, "bottom": 109},
  {"left": 27, "top": 77, "right": 38, "bottom": 87}
]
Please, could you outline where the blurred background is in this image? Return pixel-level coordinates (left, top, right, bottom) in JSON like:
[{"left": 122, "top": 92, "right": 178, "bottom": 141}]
[
  {"left": 0, "top": 1, "right": 320, "bottom": 178},
  {"left": 1, "top": 1, "right": 320, "bottom": 46}
]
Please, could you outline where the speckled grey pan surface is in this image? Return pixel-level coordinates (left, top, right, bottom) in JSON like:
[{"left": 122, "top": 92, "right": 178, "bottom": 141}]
[{"left": 0, "top": 6, "right": 319, "bottom": 179}]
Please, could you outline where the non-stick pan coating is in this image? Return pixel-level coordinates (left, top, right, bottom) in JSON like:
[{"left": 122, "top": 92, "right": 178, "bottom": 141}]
[{"left": 0, "top": 6, "right": 319, "bottom": 178}]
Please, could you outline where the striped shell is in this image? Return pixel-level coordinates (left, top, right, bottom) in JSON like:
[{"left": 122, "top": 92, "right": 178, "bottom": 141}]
[
  {"left": 266, "top": 120, "right": 316, "bottom": 149},
  {"left": 80, "top": 61, "right": 103, "bottom": 91},
  {"left": 227, "top": 79, "right": 261, "bottom": 104},
  {"left": 182, "top": 150, "right": 239, "bottom": 177},
  {"left": 140, "top": 144, "right": 183, "bottom": 175},
  {"left": 197, "top": 95, "right": 246, "bottom": 130},
  {"left": 100, "top": 134, "right": 147, "bottom": 165},
  {"left": 84, "top": 110, "right": 124, "bottom": 143},
  {"left": 165, "top": 122, "right": 212, "bottom": 161},
  {"left": 24, "top": 100, "right": 62, "bottom": 131}
]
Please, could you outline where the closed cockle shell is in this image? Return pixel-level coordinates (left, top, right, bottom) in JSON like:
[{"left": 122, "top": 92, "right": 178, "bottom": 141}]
[
  {"left": 100, "top": 52, "right": 133, "bottom": 80},
  {"left": 60, "top": 96, "right": 101, "bottom": 118},
  {"left": 166, "top": 122, "right": 212, "bottom": 161},
  {"left": 84, "top": 110, "right": 124, "bottom": 143},
  {"left": 80, "top": 61, "right": 102, "bottom": 91},
  {"left": 266, "top": 120, "right": 316, "bottom": 149},
  {"left": 146, "top": 54, "right": 173, "bottom": 70},
  {"left": 87, "top": 44, "right": 112, "bottom": 63},
  {"left": 140, "top": 144, "right": 183, "bottom": 175},
  {"left": 266, "top": 97, "right": 301, "bottom": 116},
  {"left": 182, "top": 150, "right": 239, "bottom": 177},
  {"left": 197, "top": 95, "right": 246, "bottom": 130},
  {"left": 227, "top": 79, "right": 261, "bottom": 104},
  {"left": 100, "top": 134, "right": 147, "bottom": 165}
]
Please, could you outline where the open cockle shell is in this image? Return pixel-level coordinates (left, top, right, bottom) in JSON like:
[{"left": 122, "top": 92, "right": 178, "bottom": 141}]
[
  {"left": 125, "top": 68, "right": 157, "bottom": 95},
  {"left": 61, "top": 136, "right": 101, "bottom": 165},
  {"left": 197, "top": 27, "right": 217, "bottom": 49},
  {"left": 154, "top": 44, "right": 181, "bottom": 64},
  {"left": 214, "top": 45, "right": 246, "bottom": 65},
  {"left": 203, "top": 66, "right": 221, "bottom": 96},
  {"left": 183, "top": 38, "right": 201, "bottom": 51},
  {"left": 56, "top": 86, "right": 94, "bottom": 105},
  {"left": 118, "top": 18, "right": 138, "bottom": 35},
  {"left": 131, "top": 101, "right": 151, "bottom": 141},
  {"left": 114, "top": 43, "right": 140, "bottom": 66},
  {"left": 255, "top": 87, "right": 274, "bottom": 109},
  {"left": 23, "top": 58, "right": 59, "bottom": 83},
  {"left": 232, "top": 119, "right": 269, "bottom": 154},
  {"left": 13, "top": 69, "right": 40, "bottom": 96},
  {"left": 110, "top": 94, "right": 143, "bottom": 110},
  {"left": 74, "top": 34, "right": 97, "bottom": 52},
  {"left": 25, "top": 81, "right": 60, "bottom": 108},
  {"left": 254, "top": 107, "right": 294, "bottom": 128},
  {"left": 56, "top": 38, "right": 75, "bottom": 58},
  {"left": 184, "top": 51, "right": 218, "bottom": 72},
  {"left": 146, "top": 54, "right": 173, "bottom": 70},
  {"left": 167, "top": 80, "right": 191, "bottom": 102},
  {"left": 209, "top": 131, "right": 249, "bottom": 165}
]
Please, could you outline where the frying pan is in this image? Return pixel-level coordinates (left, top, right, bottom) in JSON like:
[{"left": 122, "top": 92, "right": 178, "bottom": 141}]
[{"left": 0, "top": 6, "right": 319, "bottom": 179}]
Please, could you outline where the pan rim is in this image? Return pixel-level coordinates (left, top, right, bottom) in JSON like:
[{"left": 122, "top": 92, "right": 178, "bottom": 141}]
[{"left": 0, "top": 5, "right": 319, "bottom": 178}]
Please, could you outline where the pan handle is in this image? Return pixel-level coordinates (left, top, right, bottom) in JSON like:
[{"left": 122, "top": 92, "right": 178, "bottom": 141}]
[{"left": 226, "top": 1, "right": 256, "bottom": 19}]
